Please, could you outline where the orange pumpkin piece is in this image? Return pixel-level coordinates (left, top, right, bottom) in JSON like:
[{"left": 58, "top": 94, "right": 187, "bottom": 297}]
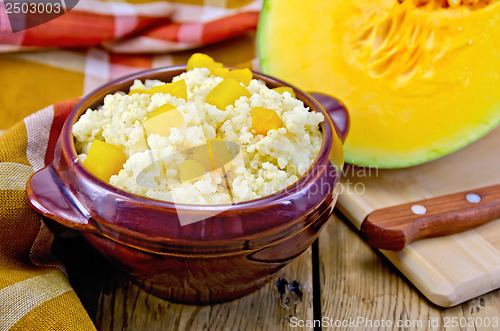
[
  {"left": 144, "top": 104, "right": 184, "bottom": 137},
  {"left": 186, "top": 53, "right": 229, "bottom": 76},
  {"left": 273, "top": 86, "right": 296, "bottom": 98},
  {"left": 130, "top": 79, "right": 187, "bottom": 101},
  {"left": 224, "top": 68, "right": 253, "bottom": 86},
  {"left": 83, "top": 140, "right": 127, "bottom": 182},
  {"left": 179, "top": 159, "right": 206, "bottom": 183},
  {"left": 206, "top": 78, "right": 251, "bottom": 110},
  {"left": 251, "top": 107, "right": 283, "bottom": 135}
]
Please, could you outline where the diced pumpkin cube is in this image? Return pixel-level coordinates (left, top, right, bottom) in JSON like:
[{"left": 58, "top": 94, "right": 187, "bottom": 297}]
[
  {"left": 179, "top": 159, "right": 206, "bottom": 182},
  {"left": 190, "top": 144, "right": 212, "bottom": 172},
  {"left": 207, "top": 139, "right": 237, "bottom": 170},
  {"left": 149, "top": 79, "right": 187, "bottom": 101},
  {"left": 251, "top": 107, "right": 283, "bottom": 135},
  {"left": 144, "top": 106, "right": 184, "bottom": 137},
  {"left": 128, "top": 88, "right": 147, "bottom": 95},
  {"left": 189, "top": 138, "right": 236, "bottom": 171},
  {"left": 130, "top": 80, "right": 187, "bottom": 101},
  {"left": 83, "top": 140, "right": 127, "bottom": 182},
  {"left": 273, "top": 86, "right": 296, "bottom": 98},
  {"left": 211, "top": 65, "right": 230, "bottom": 77},
  {"left": 186, "top": 53, "right": 229, "bottom": 77},
  {"left": 224, "top": 68, "right": 252, "bottom": 86},
  {"left": 148, "top": 104, "right": 176, "bottom": 118},
  {"left": 186, "top": 53, "right": 216, "bottom": 71},
  {"left": 206, "top": 78, "right": 251, "bottom": 110}
]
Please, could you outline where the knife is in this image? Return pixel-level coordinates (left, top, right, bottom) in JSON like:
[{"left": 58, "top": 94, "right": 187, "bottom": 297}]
[{"left": 359, "top": 184, "right": 500, "bottom": 251}]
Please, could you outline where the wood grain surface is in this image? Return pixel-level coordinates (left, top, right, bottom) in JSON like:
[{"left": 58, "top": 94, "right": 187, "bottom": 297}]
[
  {"left": 319, "top": 213, "right": 500, "bottom": 331},
  {"left": 336, "top": 125, "right": 500, "bottom": 307},
  {"left": 59, "top": 234, "right": 314, "bottom": 331},
  {"left": 60, "top": 212, "right": 500, "bottom": 330}
]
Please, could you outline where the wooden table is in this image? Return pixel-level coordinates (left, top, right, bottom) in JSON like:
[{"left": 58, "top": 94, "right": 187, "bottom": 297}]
[{"left": 59, "top": 211, "right": 500, "bottom": 330}]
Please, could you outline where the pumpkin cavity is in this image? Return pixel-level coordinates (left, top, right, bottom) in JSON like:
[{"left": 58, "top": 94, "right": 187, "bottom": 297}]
[{"left": 399, "top": 0, "right": 494, "bottom": 10}]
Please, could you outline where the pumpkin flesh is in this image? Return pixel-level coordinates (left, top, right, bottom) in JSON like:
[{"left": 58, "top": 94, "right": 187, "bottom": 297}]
[{"left": 258, "top": 0, "right": 500, "bottom": 167}]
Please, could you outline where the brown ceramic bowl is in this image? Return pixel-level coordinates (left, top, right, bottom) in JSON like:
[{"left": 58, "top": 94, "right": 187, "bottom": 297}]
[{"left": 27, "top": 66, "right": 348, "bottom": 304}]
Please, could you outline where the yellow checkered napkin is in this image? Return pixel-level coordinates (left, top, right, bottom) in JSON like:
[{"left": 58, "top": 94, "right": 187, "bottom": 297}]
[{"left": 0, "top": 104, "right": 96, "bottom": 330}]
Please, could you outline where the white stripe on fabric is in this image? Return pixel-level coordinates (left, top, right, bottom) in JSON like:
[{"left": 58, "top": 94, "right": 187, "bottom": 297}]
[
  {"left": 177, "top": 23, "right": 204, "bottom": 44},
  {"left": 74, "top": 0, "right": 173, "bottom": 17},
  {"left": 14, "top": 50, "right": 86, "bottom": 74},
  {"left": 109, "top": 2, "right": 138, "bottom": 38},
  {"left": 105, "top": 36, "right": 196, "bottom": 54},
  {"left": 0, "top": 271, "right": 72, "bottom": 330},
  {"left": 24, "top": 105, "right": 54, "bottom": 172},
  {"left": 29, "top": 221, "right": 67, "bottom": 272},
  {"left": 204, "top": 0, "right": 227, "bottom": 8},
  {"left": 0, "top": 45, "right": 24, "bottom": 51},
  {"left": 110, "top": 63, "right": 148, "bottom": 80},
  {"left": 84, "top": 48, "right": 110, "bottom": 94},
  {"left": 169, "top": 3, "right": 205, "bottom": 23},
  {"left": 243, "top": 0, "right": 263, "bottom": 11},
  {"left": 173, "top": 0, "right": 262, "bottom": 23},
  {"left": 152, "top": 55, "right": 174, "bottom": 69},
  {"left": 200, "top": 6, "right": 228, "bottom": 23},
  {"left": 78, "top": 0, "right": 260, "bottom": 27},
  {"left": 0, "top": 162, "right": 33, "bottom": 191}
]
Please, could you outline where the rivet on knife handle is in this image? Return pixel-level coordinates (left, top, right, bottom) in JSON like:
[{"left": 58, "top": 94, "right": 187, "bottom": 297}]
[{"left": 359, "top": 184, "right": 500, "bottom": 251}]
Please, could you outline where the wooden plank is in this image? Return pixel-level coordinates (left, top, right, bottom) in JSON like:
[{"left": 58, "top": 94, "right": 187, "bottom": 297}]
[
  {"left": 60, "top": 235, "right": 314, "bottom": 331},
  {"left": 319, "top": 213, "right": 500, "bottom": 330},
  {"left": 335, "top": 125, "right": 500, "bottom": 306}
]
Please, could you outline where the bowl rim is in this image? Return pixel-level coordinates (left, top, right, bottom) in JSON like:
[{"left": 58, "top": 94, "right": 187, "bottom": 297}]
[{"left": 63, "top": 65, "right": 341, "bottom": 213}]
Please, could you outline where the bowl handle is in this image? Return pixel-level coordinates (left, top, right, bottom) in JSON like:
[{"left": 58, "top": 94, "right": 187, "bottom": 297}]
[
  {"left": 26, "top": 166, "right": 98, "bottom": 233},
  {"left": 309, "top": 92, "right": 349, "bottom": 142}
]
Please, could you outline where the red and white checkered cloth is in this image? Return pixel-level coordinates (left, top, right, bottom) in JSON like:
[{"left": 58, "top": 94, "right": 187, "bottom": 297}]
[
  {"left": 0, "top": 0, "right": 261, "bottom": 53},
  {"left": 0, "top": 1, "right": 262, "bottom": 328},
  {"left": 0, "top": 0, "right": 262, "bottom": 129}
]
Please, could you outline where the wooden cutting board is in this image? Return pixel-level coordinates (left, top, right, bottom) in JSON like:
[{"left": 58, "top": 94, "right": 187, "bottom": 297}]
[{"left": 336, "top": 124, "right": 500, "bottom": 307}]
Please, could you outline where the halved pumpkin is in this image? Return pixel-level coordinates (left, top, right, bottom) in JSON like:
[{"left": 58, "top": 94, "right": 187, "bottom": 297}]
[{"left": 258, "top": 0, "right": 500, "bottom": 168}]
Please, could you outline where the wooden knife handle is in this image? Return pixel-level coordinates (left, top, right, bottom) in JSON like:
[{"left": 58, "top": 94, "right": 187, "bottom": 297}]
[{"left": 360, "top": 184, "right": 500, "bottom": 251}]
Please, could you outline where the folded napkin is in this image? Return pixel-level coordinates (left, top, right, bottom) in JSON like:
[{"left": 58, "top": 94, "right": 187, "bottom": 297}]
[
  {"left": 0, "top": 0, "right": 261, "bottom": 328},
  {"left": 0, "top": 0, "right": 260, "bottom": 129},
  {"left": 0, "top": 99, "right": 97, "bottom": 330},
  {"left": 0, "top": 0, "right": 260, "bottom": 53}
]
